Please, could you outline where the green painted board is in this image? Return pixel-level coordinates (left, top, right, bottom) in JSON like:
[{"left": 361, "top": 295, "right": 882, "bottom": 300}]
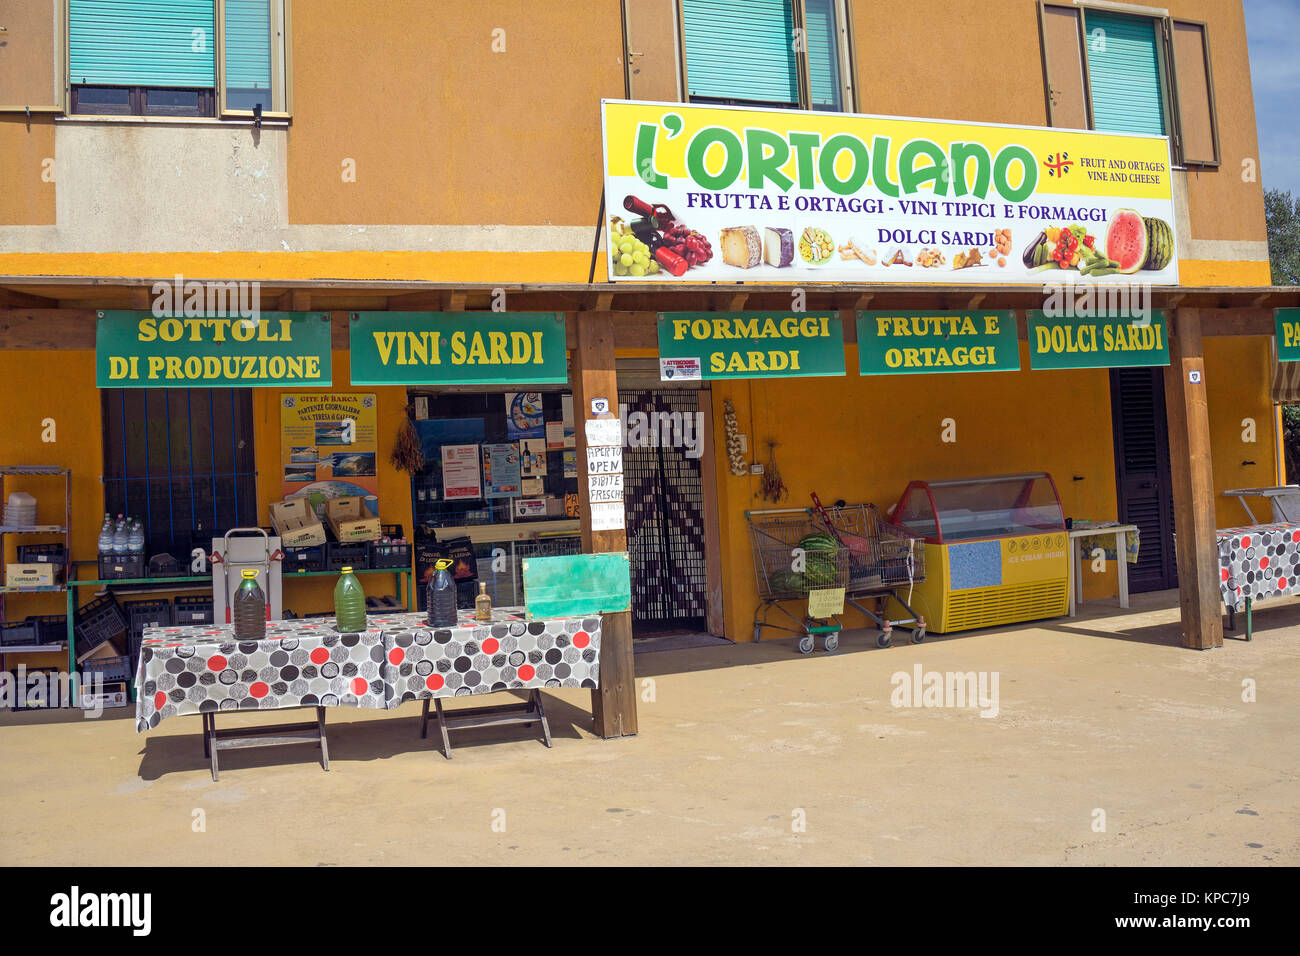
[{"left": 521, "top": 552, "right": 631, "bottom": 622}]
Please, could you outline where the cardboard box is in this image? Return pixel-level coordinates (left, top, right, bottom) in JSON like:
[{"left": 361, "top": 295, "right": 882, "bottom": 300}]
[
  {"left": 5, "top": 562, "right": 58, "bottom": 588},
  {"left": 80, "top": 684, "right": 129, "bottom": 710},
  {"left": 269, "top": 497, "right": 327, "bottom": 549},
  {"left": 324, "top": 496, "right": 381, "bottom": 543}
]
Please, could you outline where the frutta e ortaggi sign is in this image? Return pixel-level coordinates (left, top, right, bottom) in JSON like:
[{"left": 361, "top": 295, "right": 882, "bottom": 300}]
[{"left": 601, "top": 100, "right": 1178, "bottom": 285}]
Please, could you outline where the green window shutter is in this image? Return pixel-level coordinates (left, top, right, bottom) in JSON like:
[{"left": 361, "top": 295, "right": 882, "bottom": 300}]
[
  {"left": 804, "top": 0, "right": 842, "bottom": 111},
  {"left": 682, "top": 0, "right": 798, "bottom": 106},
  {"left": 224, "top": 0, "right": 272, "bottom": 92},
  {"left": 69, "top": 0, "right": 216, "bottom": 88},
  {"left": 1085, "top": 11, "right": 1166, "bottom": 136}
]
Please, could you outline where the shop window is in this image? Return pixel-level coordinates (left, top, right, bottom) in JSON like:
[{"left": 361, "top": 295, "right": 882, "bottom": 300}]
[
  {"left": 1038, "top": 2, "right": 1220, "bottom": 167},
  {"left": 407, "top": 392, "right": 581, "bottom": 610},
  {"left": 101, "top": 388, "right": 258, "bottom": 561},
  {"left": 680, "top": 0, "right": 854, "bottom": 112},
  {"left": 67, "top": 0, "right": 290, "bottom": 119}
]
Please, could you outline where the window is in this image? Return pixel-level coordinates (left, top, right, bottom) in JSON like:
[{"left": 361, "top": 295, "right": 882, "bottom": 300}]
[
  {"left": 68, "top": 0, "right": 290, "bottom": 119},
  {"left": 102, "top": 388, "right": 258, "bottom": 561},
  {"left": 1038, "top": 2, "right": 1220, "bottom": 167},
  {"left": 680, "top": 0, "right": 854, "bottom": 112}
]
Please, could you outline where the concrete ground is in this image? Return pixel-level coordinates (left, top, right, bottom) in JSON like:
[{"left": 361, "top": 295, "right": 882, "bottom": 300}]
[{"left": 2, "top": 591, "right": 1297, "bottom": 866}]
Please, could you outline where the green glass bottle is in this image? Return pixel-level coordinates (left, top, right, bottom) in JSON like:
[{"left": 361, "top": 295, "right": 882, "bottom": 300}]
[{"left": 334, "top": 565, "right": 367, "bottom": 633}]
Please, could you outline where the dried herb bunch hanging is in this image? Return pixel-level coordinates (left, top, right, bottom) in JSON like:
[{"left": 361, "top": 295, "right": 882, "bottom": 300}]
[
  {"left": 391, "top": 405, "right": 425, "bottom": 473},
  {"left": 760, "top": 439, "right": 788, "bottom": 502}
]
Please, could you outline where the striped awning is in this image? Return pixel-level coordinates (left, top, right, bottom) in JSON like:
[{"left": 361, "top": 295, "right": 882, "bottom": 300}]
[{"left": 1271, "top": 359, "right": 1300, "bottom": 404}]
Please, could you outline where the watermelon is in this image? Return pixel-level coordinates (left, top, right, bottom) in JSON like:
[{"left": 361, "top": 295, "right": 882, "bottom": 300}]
[
  {"left": 1143, "top": 216, "right": 1173, "bottom": 271},
  {"left": 798, "top": 532, "right": 837, "bottom": 552},
  {"left": 1104, "top": 208, "right": 1148, "bottom": 275},
  {"left": 770, "top": 570, "right": 806, "bottom": 594}
]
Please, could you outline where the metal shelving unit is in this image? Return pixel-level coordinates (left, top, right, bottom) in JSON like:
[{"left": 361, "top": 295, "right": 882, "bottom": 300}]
[{"left": 0, "top": 467, "right": 74, "bottom": 707}]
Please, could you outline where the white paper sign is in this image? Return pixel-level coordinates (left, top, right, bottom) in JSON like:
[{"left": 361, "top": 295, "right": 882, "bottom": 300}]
[
  {"left": 588, "top": 472, "right": 624, "bottom": 503},
  {"left": 441, "top": 444, "right": 481, "bottom": 500},
  {"left": 584, "top": 418, "right": 621, "bottom": 447},
  {"left": 590, "top": 501, "right": 625, "bottom": 531},
  {"left": 586, "top": 444, "right": 623, "bottom": 474}
]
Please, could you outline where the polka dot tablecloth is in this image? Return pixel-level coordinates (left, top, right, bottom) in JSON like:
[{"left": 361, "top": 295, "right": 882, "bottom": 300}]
[
  {"left": 372, "top": 610, "right": 601, "bottom": 707},
  {"left": 135, "top": 619, "right": 388, "bottom": 732},
  {"left": 1216, "top": 522, "right": 1300, "bottom": 612},
  {"left": 135, "top": 608, "right": 601, "bottom": 732}
]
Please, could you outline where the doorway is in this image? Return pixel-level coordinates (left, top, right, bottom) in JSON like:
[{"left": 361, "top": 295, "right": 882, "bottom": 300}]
[
  {"left": 1109, "top": 367, "right": 1179, "bottom": 592},
  {"left": 619, "top": 388, "right": 710, "bottom": 634}
]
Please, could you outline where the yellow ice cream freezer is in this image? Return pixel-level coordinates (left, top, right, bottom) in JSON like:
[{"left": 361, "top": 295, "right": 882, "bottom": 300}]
[{"left": 887, "top": 473, "right": 1069, "bottom": 633}]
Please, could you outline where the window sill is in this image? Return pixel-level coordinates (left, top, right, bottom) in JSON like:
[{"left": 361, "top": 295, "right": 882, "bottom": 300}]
[{"left": 55, "top": 114, "right": 290, "bottom": 128}]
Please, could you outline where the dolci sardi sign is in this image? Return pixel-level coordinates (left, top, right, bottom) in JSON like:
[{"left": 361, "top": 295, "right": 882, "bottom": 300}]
[
  {"left": 96, "top": 311, "right": 332, "bottom": 387},
  {"left": 349, "top": 313, "right": 567, "bottom": 385},
  {"left": 1027, "top": 310, "right": 1169, "bottom": 370}
]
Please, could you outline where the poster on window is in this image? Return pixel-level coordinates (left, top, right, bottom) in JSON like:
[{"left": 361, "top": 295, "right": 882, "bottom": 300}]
[
  {"left": 601, "top": 100, "right": 1178, "bottom": 285},
  {"left": 441, "top": 444, "right": 482, "bottom": 500},
  {"left": 280, "top": 393, "right": 379, "bottom": 514},
  {"left": 482, "top": 443, "right": 522, "bottom": 499},
  {"left": 519, "top": 438, "right": 548, "bottom": 477},
  {"left": 505, "top": 392, "right": 545, "bottom": 438}
]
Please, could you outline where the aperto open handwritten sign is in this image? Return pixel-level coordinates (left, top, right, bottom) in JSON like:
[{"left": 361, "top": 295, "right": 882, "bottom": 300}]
[{"left": 521, "top": 552, "right": 632, "bottom": 621}]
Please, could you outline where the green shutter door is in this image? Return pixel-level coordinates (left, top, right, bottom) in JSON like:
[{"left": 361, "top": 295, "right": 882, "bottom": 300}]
[
  {"left": 682, "top": 0, "right": 798, "bottom": 106},
  {"left": 1085, "top": 11, "right": 1166, "bottom": 136},
  {"left": 224, "top": 0, "right": 272, "bottom": 92},
  {"left": 69, "top": 0, "right": 216, "bottom": 88}
]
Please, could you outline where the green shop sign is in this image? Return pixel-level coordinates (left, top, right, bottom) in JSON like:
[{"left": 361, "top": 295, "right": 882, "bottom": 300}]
[
  {"left": 657, "top": 312, "right": 845, "bottom": 380},
  {"left": 1027, "top": 311, "right": 1169, "bottom": 370},
  {"left": 857, "top": 311, "right": 1019, "bottom": 375},
  {"left": 96, "top": 311, "right": 332, "bottom": 387},
  {"left": 349, "top": 312, "right": 567, "bottom": 385},
  {"left": 1275, "top": 309, "right": 1300, "bottom": 361}
]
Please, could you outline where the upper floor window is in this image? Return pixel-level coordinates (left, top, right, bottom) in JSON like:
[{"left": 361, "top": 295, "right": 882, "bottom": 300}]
[
  {"left": 68, "top": 0, "right": 290, "bottom": 119},
  {"left": 1039, "top": 2, "right": 1219, "bottom": 167},
  {"left": 680, "top": 0, "right": 853, "bottom": 112}
]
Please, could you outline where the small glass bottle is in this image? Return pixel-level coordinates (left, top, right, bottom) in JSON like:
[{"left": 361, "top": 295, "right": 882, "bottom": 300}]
[{"left": 475, "top": 581, "right": 493, "bottom": 622}]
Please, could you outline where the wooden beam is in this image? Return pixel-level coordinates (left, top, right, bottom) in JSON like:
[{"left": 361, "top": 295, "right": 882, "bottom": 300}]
[
  {"left": 444, "top": 292, "right": 467, "bottom": 311},
  {"left": 330, "top": 311, "right": 349, "bottom": 350},
  {"left": 853, "top": 294, "right": 874, "bottom": 311},
  {"left": 728, "top": 292, "right": 749, "bottom": 312},
  {"left": 570, "top": 310, "right": 637, "bottom": 739},
  {"left": 1163, "top": 308, "right": 1224, "bottom": 650},
  {"left": 290, "top": 290, "right": 312, "bottom": 312},
  {"left": 1199, "top": 308, "right": 1275, "bottom": 337},
  {"left": 129, "top": 288, "right": 152, "bottom": 309},
  {"left": 0, "top": 309, "right": 97, "bottom": 349},
  {"left": 593, "top": 291, "right": 614, "bottom": 311},
  {"left": 0, "top": 288, "right": 60, "bottom": 309},
  {"left": 966, "top": 292, "right": 986, "bottom": 310}
]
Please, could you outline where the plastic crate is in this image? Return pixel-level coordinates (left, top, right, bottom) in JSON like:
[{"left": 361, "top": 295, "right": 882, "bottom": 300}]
[
  {"left": 173, "top": 595, "right": 214, "bottom": 626},
  {"left": 97, "top": 553, "right": 144, "bottom": 581},
  {"left": 0, "top": 621, "right": 38, "bottom": 647},
  {"left": 147, "top": 553, "right": 183, "bottom": 577},
  {"left": 81, "top": 654, "right": 133, "bottom": 684},
  {"left": 12, "top": 666, "right": 62, "bottom": 710},
  {"left": 122, "top": 599, "right": 173, "bottom": 647},
  {"left": 24, "top": 614, "right": 67, "bottom": 648},
  {"left": 369, "top": 524, "right": 410, "bottom": 570},
  {"left": 16, "top": 542, "right": 67, "bottom": 565},
  {"left": 73, "top": 594, "right": 127, "bottom": 659},
  {"left": 283, "top": 544, "right": 327, "bottom": 573},
  {"left": 326, "top": 541, "right": 370, "bottom": 572}
]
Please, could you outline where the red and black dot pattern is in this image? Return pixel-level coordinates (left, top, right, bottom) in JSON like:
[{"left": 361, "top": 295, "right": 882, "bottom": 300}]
[
  {"left": 135, "top": 619, "right": 387, "bottom": 732},
  {"left": 135, "top": 609, "right": 601, "bottom": 732},
  {"left": 378, "top": 611, "right": 601, "bottom": 706},
  {"left": 1217, "top": 523, "right": 1300, "bottom": 612}
]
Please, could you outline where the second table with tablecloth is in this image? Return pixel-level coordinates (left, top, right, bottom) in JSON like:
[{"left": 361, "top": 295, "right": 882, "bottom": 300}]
[{"left": 1216, "top": 522, "right": 1300, "bottom": 639}]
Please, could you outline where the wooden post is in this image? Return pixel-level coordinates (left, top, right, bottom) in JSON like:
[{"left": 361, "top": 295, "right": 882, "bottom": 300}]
[
  {"left": 570, "top": 310, "right": 638, "bottom": 737},
  {"left": 1163, "top": 308, "right": 1224, "bottom": 649}
]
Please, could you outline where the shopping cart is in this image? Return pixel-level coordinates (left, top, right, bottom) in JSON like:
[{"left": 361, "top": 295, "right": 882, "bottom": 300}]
[
  {"left": 811, "top": 493, "right": 927, "bottom": 647},
  {"left": 746, "top": 508, "right": 849, "bottom": 653}
]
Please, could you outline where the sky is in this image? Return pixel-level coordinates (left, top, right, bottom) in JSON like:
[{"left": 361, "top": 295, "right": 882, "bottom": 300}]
[{"left": 1245, "top": 0, "right": 1300, "bottom": 196}]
